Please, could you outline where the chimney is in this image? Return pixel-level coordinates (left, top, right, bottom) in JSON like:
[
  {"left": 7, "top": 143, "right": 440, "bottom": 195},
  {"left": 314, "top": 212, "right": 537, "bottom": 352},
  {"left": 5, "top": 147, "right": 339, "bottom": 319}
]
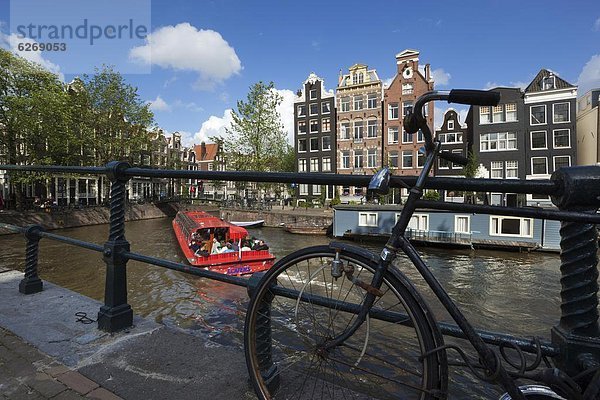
[
  {"left": 425, "top": 63, "right": 431, "bottom": 81},
  {"left": 201, "top": 142, "right": 206, "bottom": 159}
]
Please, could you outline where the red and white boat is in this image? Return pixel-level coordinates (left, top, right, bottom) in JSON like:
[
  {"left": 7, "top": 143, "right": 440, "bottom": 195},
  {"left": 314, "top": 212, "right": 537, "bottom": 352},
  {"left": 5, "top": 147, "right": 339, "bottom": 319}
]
[{"left": 172, "top": 211, "right": 275, "bottom": 275}]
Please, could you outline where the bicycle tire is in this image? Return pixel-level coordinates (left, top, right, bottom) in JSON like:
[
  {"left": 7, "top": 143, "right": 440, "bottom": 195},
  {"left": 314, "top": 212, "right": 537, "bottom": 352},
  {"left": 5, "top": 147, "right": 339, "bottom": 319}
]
[{"left": 244, "top": 245, "right": 447, "bottom": 399}]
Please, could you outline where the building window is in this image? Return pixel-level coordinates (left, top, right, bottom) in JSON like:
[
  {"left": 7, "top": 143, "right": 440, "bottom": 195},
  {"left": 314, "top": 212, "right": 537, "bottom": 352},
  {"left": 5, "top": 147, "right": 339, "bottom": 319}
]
[
  {"left": 402, "top": 129, "right": 413, "bottom": 143},
  {"left": 542, "top": 75, "right": 555, "bottom": 90},
  {"left": 455, "top": 216, "right": 470, "bottom": 234},
  {"left": 492, "top": 105, "right": 504, "bottom": 123},
  {"left": 322, "top": 136, "right": 331, "bottom": 151},
  {"left": 407, "top": 214, "right": 429, "bottom": 231},
  {"left": 341, "top": 122, "right": 351, "bottom": 139},
  {"left": 553, "top": 129, "right": 570, "bottom": 148},
  {"left": 388, "top": 103, "right": 399, "bottom": 119},
  {"left": 298, "top": 139, "right": 307, "bottom": 152},
  {"left": 403, "top": 101, "right": 414, "bottom": 117},
  {"left": 310, "top": 119, "right": 319, "bottom": 133},
  {"left": 367, "top": 93, "right": 377, "bottom": 109},
  {"left": 298, "top": 159, "right": 307, "bottom": 172},
  {"left": 388, "top": 127, "right": 399, "bottom": 144},
  {"left": 367, "top": 120, "right": 377, "bottom": 138},
  {"left": 530, "top": 131, "right": 547, "bottom": 149},
  {"left": 297, "top": 105, "right": 306, "bottom": 117},
  {"left": 451, "top": 150, "right": 463, "bottom": 169},
  {"left": 322, "top": 118, "right": 330, "bottom": 132},
  {"left": 490, "top": 216, "right": 533, "bottom": 237},
  {"left": 310, "top": 137, "right": 319, "bottom": 152},
  {"left": 417, "top": 152, "right": 425, "bottom": 168},
  {"left": 532, "top": 157, "right": 548, "bottom": 175},
  {"left": 321, "top": 102, "right": 331, "bottom": 114},
  {"left": 506, "top": 103, "right": 517, "bottom": 121},
  {"left": 530, "top": 105, "right": 546, "bottom": 125},
  {"left": 367, "top": 149, "right": 377, "bottom": 168},
  {"left": 402, "top": 83, "right": 413, "bottom": 95},
  {"left": 309, "top": 89, "right": 317, "bottom": 100},
  {"left": 491, "top": 161, "right": 503, "bottom": 178},
  {"left": 298, "top": 120, "right": 307, "bottom": 134},
  {"left": 439, "top": 156, "right": 449, "bottom": 169},
  {"left": 354, "top": 150, "right": 364, "bottom": 169},
  {"left": 322, "top": 157, "right": 331, "bottom": 172},
  {"left": 341, "top": 97, "right": 350, "bottom": 112},
  {"left": 480, "top": 106, "right": 491, "bottom": 124},
  {"left": 447, "top": 120, "right": 454, "bottom": 130},
  {"left": 354, "top": 121, "right": 364, "bottom": 140},
  {"left": 299, "top": 184, "right": 309, "bottom": 195},
  {"left": 341, "top": 151, "right": 350, "bottom": 169},
  {"left": 309, "top": 103, "right": 318, "bottom": 116},
  {"left": 553, "top": 102, "right": 570, "bottom": 123},
  {"left": 417, "top": 130, "right": 425, "bottom": 142},
  {"left": 439, "top": 132, "right": 462, "bottom": 143},
  {"left": 480, "top": 132, "right": 517, "bottom": 151},
  {"left": 354, "top": 96, "right": 363, "bottom": 111},
  {"left": 310, "top": 158, "right": 319, "bottom": 172},
  {"left": 553, "top": 156, "right": 570, "bottom": 171},
  {"left": 506, "top": 161, "right": 518, "bottom": 178},
  {"left": 359, "top": 212, "right": 378, "bottom": 227},
  {"left": 402, "top": 151, "right": 413, "bottom": 169},
  {"left": 313, "top": 184, "right": 321, "bottom": 195},
  {"left": 389, "top": 151, "right": 398, "bottom": 168}
]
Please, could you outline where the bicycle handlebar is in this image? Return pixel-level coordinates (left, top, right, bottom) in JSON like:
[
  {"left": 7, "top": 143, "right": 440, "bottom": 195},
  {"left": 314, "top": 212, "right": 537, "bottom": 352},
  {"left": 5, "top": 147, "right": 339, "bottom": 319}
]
[
  {"left": 447, "top": 89, "right": 501, "bottom": 106},
  {"left": 438, "top": 150, "right": 470, "bottom": 166}
]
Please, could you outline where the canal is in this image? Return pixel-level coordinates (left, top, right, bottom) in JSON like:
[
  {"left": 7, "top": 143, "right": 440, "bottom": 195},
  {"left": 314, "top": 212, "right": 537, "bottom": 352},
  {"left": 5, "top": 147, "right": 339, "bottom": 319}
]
[{"left": 0, "top": 217, "right": 567, "bottom": 398}]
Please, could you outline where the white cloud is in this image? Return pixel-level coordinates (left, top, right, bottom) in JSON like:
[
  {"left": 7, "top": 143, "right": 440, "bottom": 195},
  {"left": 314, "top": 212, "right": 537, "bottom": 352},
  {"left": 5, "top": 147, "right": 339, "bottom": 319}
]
[
  {"left": 149, "top": 95, "right": 171, "bottom": 112},
  {"left": 196, "top": 109, "right": 234, "bottom": 144},
  {"left": 577, "top": 54, "right": 600, "bottom": 95},
  {"left": 484, "top": 81, "right": 499, "bottom": 90},
  {"left": 509, "top": 81, "right": 529, "bottom": 90},
  {"left": 431, "top": 68, "right": 451, "bottom": 86},
  {"left": 274, "top": 89, "right": 295, "bottom": 144},
  {"left": 0, "top": 32, "right": 63, "bottom": 80},
  {"left": 593, "top": 18, "right": 600, "bottom": 31},
  {"left": 129, "top": 22, "right": 242, "bottom": 90}
]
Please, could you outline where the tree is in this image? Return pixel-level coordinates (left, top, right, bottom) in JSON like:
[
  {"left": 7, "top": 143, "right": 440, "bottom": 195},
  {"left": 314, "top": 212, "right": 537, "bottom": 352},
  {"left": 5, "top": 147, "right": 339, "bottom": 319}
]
[{"left": 217, "top": 81, "right": 288, "bottom": 172}]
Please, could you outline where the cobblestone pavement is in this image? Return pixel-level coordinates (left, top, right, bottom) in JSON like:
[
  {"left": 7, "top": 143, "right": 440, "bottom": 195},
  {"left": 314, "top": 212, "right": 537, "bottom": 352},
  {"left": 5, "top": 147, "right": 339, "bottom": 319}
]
[{"left": 0, "top": 327, "right": 122, "bottom": 400}]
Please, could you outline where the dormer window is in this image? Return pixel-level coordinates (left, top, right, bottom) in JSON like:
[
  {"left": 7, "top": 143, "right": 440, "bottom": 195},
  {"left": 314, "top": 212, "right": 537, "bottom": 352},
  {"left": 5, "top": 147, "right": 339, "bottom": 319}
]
[{"left": 542, "top": 75, "right": 555, "bottom": 91}]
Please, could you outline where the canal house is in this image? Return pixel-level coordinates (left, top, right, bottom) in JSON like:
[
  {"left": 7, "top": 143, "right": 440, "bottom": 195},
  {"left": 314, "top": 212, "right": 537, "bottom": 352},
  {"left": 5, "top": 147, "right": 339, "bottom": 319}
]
[{"left": 333, "top": 204, "right": 562, "bottom": 251}]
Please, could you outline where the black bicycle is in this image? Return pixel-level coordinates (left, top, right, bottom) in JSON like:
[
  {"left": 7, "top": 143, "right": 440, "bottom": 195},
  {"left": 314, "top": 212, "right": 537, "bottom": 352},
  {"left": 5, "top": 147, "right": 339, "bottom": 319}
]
[{"left": 243, "top": 90, "right": 600, "bottom": 399}]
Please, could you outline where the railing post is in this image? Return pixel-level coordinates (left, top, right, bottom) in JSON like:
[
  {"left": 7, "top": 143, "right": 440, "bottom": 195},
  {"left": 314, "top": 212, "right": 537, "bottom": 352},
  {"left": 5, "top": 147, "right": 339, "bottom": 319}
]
[
  {"left": 97, "top": 161, "right": 133, "bottom": 333},
  {"left": 550, "top": 166, "right": 600, "bottom": 376},
  {"left": 247, "top": 272, "right": 280, "bottom": 393},
  {"left": 19, "top": 225, "right": 44, "bottom": 294}
]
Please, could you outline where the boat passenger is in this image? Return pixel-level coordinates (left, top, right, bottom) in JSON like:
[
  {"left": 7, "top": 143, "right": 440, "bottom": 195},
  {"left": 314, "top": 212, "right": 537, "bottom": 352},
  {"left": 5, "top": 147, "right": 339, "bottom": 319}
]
[
  {"left": 254, "top": 240, "right": 269, "bottom": 251},
  {"left": 211, "top": 238, "right": 221, "bottom": 254}
]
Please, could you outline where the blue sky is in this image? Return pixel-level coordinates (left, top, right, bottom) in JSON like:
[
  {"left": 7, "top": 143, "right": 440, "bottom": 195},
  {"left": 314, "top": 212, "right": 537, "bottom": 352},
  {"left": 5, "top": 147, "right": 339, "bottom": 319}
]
[{"left": 1, "top": 0, "right": 600, "bottom": 146}]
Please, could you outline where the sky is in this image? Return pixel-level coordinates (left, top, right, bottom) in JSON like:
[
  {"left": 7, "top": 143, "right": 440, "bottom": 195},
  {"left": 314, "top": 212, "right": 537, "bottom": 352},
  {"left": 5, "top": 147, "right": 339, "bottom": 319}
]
[{"left": 1, "top": 0, "right": 600, "bottom": 147}]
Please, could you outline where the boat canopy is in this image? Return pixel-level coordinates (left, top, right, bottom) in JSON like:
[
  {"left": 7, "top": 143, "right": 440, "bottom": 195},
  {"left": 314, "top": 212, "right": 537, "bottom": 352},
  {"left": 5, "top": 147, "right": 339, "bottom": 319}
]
[{"left": 177, "top": 211, "right": 248, "bottom": 240}]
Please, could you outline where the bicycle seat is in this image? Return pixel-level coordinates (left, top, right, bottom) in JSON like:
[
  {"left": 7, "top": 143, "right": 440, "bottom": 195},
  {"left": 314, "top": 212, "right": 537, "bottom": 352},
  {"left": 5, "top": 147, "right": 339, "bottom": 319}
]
[{"left": 368, "top": 167, "right": 390, "bottom": 195}]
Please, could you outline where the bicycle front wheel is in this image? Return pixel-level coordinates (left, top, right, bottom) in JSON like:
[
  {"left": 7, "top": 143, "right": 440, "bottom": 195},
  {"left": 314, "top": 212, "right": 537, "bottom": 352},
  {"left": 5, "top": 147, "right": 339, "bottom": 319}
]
[{"left": 244, "top": 245, "right": 445, "bottom": 400}]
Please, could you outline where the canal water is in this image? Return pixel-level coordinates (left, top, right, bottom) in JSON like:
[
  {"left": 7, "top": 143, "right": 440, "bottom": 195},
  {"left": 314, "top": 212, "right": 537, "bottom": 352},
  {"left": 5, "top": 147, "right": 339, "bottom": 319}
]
[{"left": 0, "top": 217, "right": 567, "bottom": 398}]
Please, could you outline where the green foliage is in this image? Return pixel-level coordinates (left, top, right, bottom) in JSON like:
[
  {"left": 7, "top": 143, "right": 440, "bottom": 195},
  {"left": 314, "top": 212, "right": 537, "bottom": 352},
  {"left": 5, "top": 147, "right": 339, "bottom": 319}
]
[
  {"left": 462, "top": 151, "right": 478, "bottom": 178},
  {"left": 423, "top": 190, "right": 441, "bottom": 201},
  {"left": 330, "top": 193, "right": 341, "bottom": 206}
]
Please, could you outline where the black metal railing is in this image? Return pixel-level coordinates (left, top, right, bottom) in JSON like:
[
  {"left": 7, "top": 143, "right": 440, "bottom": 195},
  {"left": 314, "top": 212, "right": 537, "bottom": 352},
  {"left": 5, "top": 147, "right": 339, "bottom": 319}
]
[{"left": 2, "top": 161, "right": 600, "bottom": 378}]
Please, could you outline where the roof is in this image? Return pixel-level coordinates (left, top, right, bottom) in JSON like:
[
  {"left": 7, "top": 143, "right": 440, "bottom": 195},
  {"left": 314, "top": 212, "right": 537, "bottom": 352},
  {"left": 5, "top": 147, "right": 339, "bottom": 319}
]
[
  {"left": 193, "top": 143, "right": 219, "bottom": 162},
  {"left": 179, "top": 211, "right": 248, "bottom": 240},
  {"left": 525, "top": 69, "right": 576, "bottom": 93}
]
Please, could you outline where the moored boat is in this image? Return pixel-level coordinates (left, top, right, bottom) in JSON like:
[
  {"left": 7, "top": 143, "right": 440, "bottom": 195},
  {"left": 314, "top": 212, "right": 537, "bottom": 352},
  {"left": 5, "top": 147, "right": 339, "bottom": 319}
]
[
  {"left": 285, "top": 224, "right": 328, "bottom": 235},
  {"left": 230, "top": 220, "right": 265, "bottom": 228},
  {"left": 172, "top": 211, "right": 275, "bottom": 275}
]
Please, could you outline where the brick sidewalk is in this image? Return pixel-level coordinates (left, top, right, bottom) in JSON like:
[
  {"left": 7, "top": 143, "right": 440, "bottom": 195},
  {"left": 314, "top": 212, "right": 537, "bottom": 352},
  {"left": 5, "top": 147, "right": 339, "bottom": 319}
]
[{"left": 0, "top": 327, "right": 121, "bottom": 400}]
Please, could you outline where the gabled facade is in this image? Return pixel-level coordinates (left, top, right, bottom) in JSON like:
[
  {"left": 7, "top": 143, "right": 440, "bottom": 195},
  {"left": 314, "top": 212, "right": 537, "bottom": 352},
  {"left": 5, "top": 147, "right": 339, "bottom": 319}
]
[
  {"left": 469, "top": 87, "right": 526, "bottom": 207},
  {"left": 294, "top": 73, "right": 337, "bottom": 203},
  {"left": 336, "top": 64, "right": 382, "bottom": 200},
  {"left": 524, "top": 69, "right": 577, "bottom": 205},
  {"left": 383, "top": 49, "right": 434, "bottom": 180},
  {"left": 576, "top": 89, "right": 600, "bottom": 166}
]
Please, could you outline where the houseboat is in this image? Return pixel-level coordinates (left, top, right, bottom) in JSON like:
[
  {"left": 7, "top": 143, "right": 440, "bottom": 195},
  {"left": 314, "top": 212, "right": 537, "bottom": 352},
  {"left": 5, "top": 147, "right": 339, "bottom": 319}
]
[
  {"left": 172, "top": 211, "right": 276, "bottom": 275},
  {"left": 333, "top": 204, "right": 562, "bottom": 252}
]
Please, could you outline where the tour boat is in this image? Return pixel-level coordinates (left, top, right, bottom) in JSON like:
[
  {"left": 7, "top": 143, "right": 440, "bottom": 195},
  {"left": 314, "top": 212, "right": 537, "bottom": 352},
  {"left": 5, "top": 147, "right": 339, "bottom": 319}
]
[{"left": 172, "top": 211, "right": 275, "bottom": 275}]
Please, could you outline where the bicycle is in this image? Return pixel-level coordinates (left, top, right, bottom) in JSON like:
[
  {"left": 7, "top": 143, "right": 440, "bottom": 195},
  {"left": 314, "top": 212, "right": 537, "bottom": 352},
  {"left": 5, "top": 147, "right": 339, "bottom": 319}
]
[{"left": 243, "top": 89, "right": 600, "bottom": 399}]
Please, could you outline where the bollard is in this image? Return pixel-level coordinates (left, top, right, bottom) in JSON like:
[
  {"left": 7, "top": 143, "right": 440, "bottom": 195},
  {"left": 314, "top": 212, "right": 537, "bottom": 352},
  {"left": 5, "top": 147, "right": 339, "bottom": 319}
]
[
  {"left": 97, "top": 161, "right": 134, "bottom": 333},
  {"left": 247, "top": 272, "right": 280, "bottom": 393},
  {"left": 19, "top": 225, "right": 44, "bottom": 294},
  {"left": 550, "top": 166, "right": 600, "bottom": 376}
]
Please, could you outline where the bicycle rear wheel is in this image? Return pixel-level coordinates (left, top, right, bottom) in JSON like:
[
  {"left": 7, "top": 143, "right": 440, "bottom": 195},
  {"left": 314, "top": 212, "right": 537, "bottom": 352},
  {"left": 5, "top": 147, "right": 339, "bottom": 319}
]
[{"left": 244, "top": 245, "right": 446, "bottom": 399}]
